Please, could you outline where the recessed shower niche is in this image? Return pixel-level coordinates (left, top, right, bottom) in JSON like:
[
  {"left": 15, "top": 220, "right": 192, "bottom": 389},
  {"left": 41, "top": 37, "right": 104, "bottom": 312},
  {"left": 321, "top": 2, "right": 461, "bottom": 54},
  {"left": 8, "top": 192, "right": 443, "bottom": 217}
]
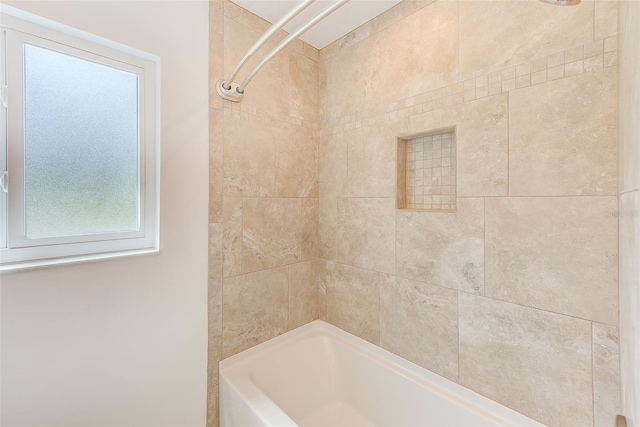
[{"left": 397, "top": 128, "right": 457, "bottom": 212}]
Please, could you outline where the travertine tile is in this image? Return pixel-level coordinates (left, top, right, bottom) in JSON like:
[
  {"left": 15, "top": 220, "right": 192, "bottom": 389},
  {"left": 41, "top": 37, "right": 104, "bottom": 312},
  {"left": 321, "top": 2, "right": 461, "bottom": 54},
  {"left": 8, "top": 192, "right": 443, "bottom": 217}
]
[
  {"left": 223, "top": 115, "right": 275, "bottom": 197},
  {"left": 322, "top": 260, "right": 391, "bottom": 344},
  {"left": 547, "top": 51, "right": 566, "bottom": 68},
  {"left": 408, "top": 94, "right": 508, "bottom": 197},
  {"left": 222, "top": 197, "right": 242, "bottom": 278},
  {"left": 509, "top": 67, "right": 617, "bottom": 196},
  {"left": 565, "top": 59, "right": 584, "bottom": 76},
  {"left": 459, "top": 293, "right": 593, "bottom": 427},
  {"left": 380, "top": 277, "right": 458, "bottom": 381},
  {"left": 289, "top": 51, "right": 319, "bottom": 123},
  {"left": 593, "top": 323, "right": 621, "bottom": 427},
  {"left": 275, "top": 126, "right": 318, "bottom": 198},
  {"left": 318, "top": 57, "right": 329, "bottom": 122},
  {"left": 502, "top": 66, "right": 516, "bottom": 81},
  {"left": 604, "top": 51, "right": 617, "bottom": 67},
  {"left": 319, "top": 198, "right": 338, "bottom": 261},
  {"left": 318, "top": 262, "right": 327, "bottom": 321},
  {"left": 323, "top": 0, "right": 458, "bottom": 117},
  {"left": 348, "top": 124, "right": 396, "bottom": 198},
  {"left": 222, "top": 267, "right": 289, "bottom": 358},
  {"left": 501, "top": 78, "right": 515, "bottom": 92},
  {"left": 206, "top": 349, "right": 219, "bottom": 427},
  {"left": 460, "top": 0, "right": 593, "bottom": 78},
  {"left": 619, "top": 190, "right": 640, "bottom": 424},
  {"left": 488, "top": 82, "right": 501, "bottom": 95},
  {"left": 380, "top": 0, "right": 460, "bottom": 102},
  {"left": 402, "top": 131, "right": 457, "bottom": 211},
  {"left": 516, "top": 62, "right": 531, "bottom": 77},
  {"left": 515, "top": 74, "right": 531, "bottom": 89},
  {"left": 595, "top": 0, "right": 618, "bottom": 40},
  {"left": 585, "top": 40, "right": 604, "bottom": 58},
  {"left": 222, "top": 0, "right": 243, "bottom": 25},
  {"left": 302, "top": 42, "right": 319, "bottom": 62},
  {"left": 224, "top": 16, "right": 289, "bottom": 118},
  {"left": 209, "top": 109, "right": 223, "bottom": 223},
  {"left": 321, "top": 0, "right": 436, "bottom": 62},
  {"left": 565, "top": 45, "right": 584, "bottom": 63},
  {"left": 396, "top": 198, "right": 484, "bottom": 294},
  {"left": 485, "top": 197, "right": 618, "bottom": 325},
  {"left": 209, "top": 5, "right": 223, "bottom": 425},
  {"left": 242, "top": 198, "right": 302, "bottom": 273},
  {"left": 287, "top": 37, "right": 303, "bottom": 56},
  {"left": 322, "top": 37, "right": 375, "bottom": 119},
  {"left": 207, "top": 223, "right": 223, "bottom": 427},
  {"left": 336, "top": 198, "right": 395, "bottom": 274},
  {"left": 396, "top": 139, "right": 407, "bottom": 209},
  {"left": 209, "top": 223, "right": 223, "bottom": 334},
  {"left": 224, "top": 0, "right": 270, "bottom": 35},
  {"left": 547, "top": 64, "right": 565, "bottom": 81},
  {"left": 319, "top": 129, "right": 349, "bottom": 198},
  {"left": 604, "top": 36, "right": 617, "bottom": 53},
  {"left": 288, "top": 260, "right": 319, "bottom": 329},
  {"left": 584, "top": 54, "right": 604, "bottom": 72},
  {"left": 302, "top": 198, "right": 319, "bottom": 261},
  {"left": 531, "top": 69, "right": 547, "bottom": 85},
  {"left": 531, "top": 57, "right": 547, "bottom": 73}
]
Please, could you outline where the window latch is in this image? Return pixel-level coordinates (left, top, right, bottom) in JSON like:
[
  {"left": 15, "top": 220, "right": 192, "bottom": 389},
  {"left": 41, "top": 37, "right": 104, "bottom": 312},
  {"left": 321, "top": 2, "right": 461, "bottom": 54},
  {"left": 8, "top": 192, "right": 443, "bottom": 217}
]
[
  {"left": 1, "top": 171, "right": 7, "bottom": 193},
  {"left": 1, "top": 86, "right": 7, "bottom": 108}
]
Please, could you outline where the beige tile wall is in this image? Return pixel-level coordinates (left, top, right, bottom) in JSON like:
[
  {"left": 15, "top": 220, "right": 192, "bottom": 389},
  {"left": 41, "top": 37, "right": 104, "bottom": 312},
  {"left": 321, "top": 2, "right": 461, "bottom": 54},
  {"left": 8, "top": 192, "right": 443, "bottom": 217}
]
[
  {"left": 209, "top": 0, "right": 624, "bottom": 426},
  {"left": 318, "top": 1, "right": 620, "bottom": 426},
  {"left": 208, "top": 1, "right": 320, "bottom": 425}
]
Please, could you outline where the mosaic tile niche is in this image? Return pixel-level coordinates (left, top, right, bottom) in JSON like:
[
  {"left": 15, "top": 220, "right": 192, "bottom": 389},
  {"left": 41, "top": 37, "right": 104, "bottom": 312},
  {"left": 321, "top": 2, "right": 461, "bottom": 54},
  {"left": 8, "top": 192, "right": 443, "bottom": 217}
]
[{"left": 397, "top": 129, "right": 456, "bottom": 211}]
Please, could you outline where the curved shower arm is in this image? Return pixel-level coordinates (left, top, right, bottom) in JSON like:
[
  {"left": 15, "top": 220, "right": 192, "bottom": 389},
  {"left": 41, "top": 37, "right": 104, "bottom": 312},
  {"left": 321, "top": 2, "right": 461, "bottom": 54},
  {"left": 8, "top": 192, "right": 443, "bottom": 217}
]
[
  {"left": 237, "top": 0, "right": 349, "bottom": 94},
  {"left": 221, "top": 0, "right": 315, "bottom": 90}
]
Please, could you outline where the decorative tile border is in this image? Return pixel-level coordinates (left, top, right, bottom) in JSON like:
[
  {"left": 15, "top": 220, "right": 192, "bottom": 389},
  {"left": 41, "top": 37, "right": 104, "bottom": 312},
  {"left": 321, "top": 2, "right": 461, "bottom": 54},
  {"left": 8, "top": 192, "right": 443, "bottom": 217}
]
[
  {"left": 219, "top": 36, "right": 616, "bottom": 137},
  {"left": 322, "top": 36, "right": 618, "bottom": 134}
]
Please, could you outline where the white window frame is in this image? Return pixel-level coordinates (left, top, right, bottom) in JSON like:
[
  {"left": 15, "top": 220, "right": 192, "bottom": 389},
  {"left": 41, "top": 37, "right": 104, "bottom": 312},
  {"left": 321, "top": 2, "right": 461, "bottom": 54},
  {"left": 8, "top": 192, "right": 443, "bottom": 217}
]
[{"left": 0, "top": 5, "right": 160, "bottom": 271}]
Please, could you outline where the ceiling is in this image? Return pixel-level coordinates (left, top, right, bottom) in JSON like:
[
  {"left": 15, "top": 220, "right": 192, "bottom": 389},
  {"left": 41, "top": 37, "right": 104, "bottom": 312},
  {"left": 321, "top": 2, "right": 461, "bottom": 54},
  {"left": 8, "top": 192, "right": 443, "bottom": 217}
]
[{"left": 230, "top": 0, "right": 402, "bottom": 49}]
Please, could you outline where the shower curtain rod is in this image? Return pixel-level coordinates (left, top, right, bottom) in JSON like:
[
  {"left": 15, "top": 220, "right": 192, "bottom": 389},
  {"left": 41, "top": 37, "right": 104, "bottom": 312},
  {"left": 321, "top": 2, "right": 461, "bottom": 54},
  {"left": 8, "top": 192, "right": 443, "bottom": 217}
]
[
  {"left": 216, "top": 0, "right": 349, "bottom": 103},
  {"left": 221, "top": 0, "right": 314, "bottom": 92}
]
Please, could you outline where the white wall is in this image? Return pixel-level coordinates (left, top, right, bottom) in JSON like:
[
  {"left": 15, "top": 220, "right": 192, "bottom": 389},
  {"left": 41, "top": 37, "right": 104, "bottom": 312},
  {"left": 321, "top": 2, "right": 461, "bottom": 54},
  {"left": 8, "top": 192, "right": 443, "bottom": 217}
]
[{"left": 0, "top": 1, "right": 209, "bottom": 425}]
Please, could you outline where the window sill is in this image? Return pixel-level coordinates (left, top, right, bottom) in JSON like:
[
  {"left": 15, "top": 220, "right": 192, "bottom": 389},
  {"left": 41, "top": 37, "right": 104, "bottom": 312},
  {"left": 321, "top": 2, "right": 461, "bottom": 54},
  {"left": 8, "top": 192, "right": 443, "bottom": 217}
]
[{"left": 0, "top": 247, "right": 160, "bottom": 273}]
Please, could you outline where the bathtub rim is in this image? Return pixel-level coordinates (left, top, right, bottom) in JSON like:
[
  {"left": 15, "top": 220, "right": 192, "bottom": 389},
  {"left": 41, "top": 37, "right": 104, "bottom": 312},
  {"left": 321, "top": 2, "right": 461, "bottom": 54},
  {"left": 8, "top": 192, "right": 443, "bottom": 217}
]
[{"left": 219, "top": 320, "right": 547, "bottom": 427}]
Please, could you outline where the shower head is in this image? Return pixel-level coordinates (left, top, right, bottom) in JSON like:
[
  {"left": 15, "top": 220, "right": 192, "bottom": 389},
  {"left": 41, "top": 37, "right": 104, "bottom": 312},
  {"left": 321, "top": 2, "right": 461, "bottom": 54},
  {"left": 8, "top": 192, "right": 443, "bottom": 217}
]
[{"left": 539, "top": 0, "right": 580, "bottom": 5}]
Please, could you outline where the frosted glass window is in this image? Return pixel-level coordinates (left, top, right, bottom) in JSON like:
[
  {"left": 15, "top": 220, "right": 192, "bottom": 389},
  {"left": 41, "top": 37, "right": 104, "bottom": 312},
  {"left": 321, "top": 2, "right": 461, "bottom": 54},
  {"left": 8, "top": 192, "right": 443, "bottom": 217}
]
[
  {"left": 1, "top": 9, "right": 159, "bottom": 270},
  {"left": 23, "top": 44, "right": 139, "bottom": 238}
]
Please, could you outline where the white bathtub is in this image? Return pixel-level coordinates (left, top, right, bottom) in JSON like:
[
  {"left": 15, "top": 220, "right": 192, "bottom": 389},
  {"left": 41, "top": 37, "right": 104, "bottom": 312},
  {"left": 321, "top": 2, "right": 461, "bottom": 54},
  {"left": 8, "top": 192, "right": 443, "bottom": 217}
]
[{"left": 220, "top": 320, "right": 546, "bottom": 427}]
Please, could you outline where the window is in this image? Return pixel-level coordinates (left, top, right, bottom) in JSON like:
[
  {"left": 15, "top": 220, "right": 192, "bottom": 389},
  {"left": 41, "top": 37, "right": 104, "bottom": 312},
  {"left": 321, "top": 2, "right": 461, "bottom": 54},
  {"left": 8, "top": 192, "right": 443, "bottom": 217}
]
[{"left": 0, "top": 6, "right": 160, "bottom": 270}]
